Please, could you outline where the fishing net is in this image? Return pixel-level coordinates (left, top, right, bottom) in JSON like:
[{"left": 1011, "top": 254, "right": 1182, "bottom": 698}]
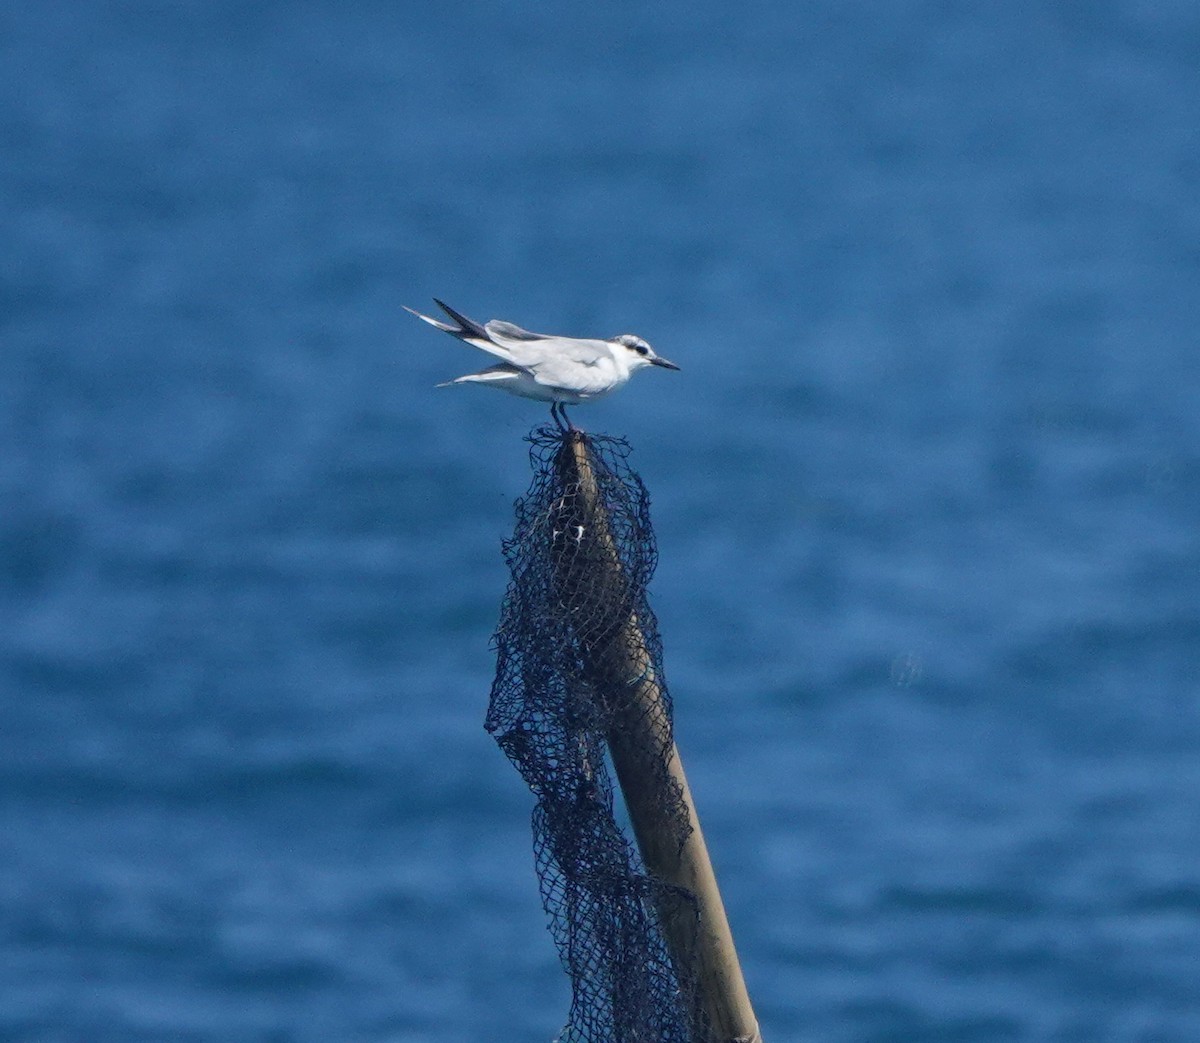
[{"left": 485, "top": 426, "right": 707, "bottom": 1043}]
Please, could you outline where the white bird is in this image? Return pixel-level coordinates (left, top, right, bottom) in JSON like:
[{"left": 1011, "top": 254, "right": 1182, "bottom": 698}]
[{"left": 405, "top": 299, "right": 679, "bottom": 429}]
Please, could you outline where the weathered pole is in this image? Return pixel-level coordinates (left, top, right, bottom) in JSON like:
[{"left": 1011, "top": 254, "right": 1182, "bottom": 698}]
[{"left": 553, "top": 430, "right": 762, "bottom": 1043}]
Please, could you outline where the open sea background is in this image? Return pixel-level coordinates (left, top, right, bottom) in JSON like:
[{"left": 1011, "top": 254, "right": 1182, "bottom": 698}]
[{"left": 2, "top": 2, "right": 1199, "bottom": 1040}]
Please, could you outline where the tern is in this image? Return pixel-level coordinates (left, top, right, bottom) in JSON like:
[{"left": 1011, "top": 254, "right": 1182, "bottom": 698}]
[{"left": 405, "top": 299, "right": 679, "bottom": 430}]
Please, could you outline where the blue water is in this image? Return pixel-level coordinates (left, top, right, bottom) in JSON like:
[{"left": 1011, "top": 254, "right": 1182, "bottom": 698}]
[{"left": 3, "top": 2, "right": 1199, "bottom": 1040}]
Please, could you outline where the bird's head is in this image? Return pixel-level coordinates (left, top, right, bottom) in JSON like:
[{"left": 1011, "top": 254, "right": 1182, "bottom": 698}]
[{"left": 613, "top": 334, "right": 680, "bottom": 373}]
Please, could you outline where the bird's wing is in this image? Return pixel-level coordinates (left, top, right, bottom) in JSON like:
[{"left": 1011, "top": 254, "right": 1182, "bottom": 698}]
[
  {"left": 502, "top": 335, "right": 609, "bottom": 372},
  {"left": 484, "top": 320, "right": 552, "bottom": 343},
  {"left": 436, "top": 363, "right": 524, "bottom": 388},
  {"left": 481, "top": 323, "right": 598, "bottom": 366},
  {"left": 522, "top": 341, "right": 620, "bottom": 393},
  {"left": 406, "top": 303, "right": 616, "bottom": 387}
]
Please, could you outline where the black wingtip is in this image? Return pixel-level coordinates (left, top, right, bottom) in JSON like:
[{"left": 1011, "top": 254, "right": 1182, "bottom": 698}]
[{"left": 433, "top": 299, "right": 490, "bottom": 340}]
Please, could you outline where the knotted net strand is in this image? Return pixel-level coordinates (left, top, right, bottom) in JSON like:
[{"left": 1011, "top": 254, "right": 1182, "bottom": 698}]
[{"left": 485, "top": 427, "right": 706, "bottom": 1043}]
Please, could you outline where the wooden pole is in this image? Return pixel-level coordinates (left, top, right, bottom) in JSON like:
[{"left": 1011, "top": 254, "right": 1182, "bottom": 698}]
[{"left": 554, "top": 431, "right": 762, "bottom": 1043}]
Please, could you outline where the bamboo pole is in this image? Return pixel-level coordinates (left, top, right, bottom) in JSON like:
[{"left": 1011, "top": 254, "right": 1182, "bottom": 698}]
[{"left": 553, "top": 431, "right": 762, "bottom": 1043}]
